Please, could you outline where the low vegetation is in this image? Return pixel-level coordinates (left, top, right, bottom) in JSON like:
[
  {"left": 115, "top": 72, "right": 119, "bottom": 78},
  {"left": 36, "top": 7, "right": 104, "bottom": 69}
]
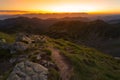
[
  {"left": 48, "top": 38, "right": 120, "bottom": 80},
  {"left": 0, "top": 32, "right": 15, "bottom": 43},
  {"left": 0, "top": 32, "right": 119, "bottom": 80}
]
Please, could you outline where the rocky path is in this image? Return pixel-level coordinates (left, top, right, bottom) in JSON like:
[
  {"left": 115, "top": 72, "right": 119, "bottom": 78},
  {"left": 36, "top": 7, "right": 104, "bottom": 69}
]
[{"left": 50, "top": 48, "right": 73, "bottom": 80}]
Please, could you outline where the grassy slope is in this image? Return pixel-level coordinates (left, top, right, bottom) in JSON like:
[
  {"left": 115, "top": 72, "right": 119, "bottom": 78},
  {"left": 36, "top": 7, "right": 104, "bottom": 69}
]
[
  {"left": 0, "top": 33, "right": 119, "bottom": 80},
  {"left": 0, "top": 32, "right": 15, "bottom": 43},
  {"left": 47, "top": 38, "right": 120, "bottom": 80}
]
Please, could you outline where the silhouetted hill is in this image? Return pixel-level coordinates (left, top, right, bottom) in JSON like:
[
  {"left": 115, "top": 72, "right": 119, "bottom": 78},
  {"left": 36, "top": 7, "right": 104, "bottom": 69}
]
[
  {"left": 47, "top": 20, "right": 116, "bottom": 40},
  {"left": 0, "top": 17, "right": 119, "bottom": 44},
  {"left": 0, "top": 12, "right": 88, "bottom": 20},
  {"left": 0, "top": 17, "right": 90, "bottom": 34},
  {"left": 23, "top": 13, "right": 88, "bottom": 19},
  {"left": 108, "top": 19, "right": 120, "bottom": 24},
  {"left": 60, "top": 17, "right": 90, "bottom": 21},
  {"left": 0, "top": 17, "right": 57, "bottom": 33}
]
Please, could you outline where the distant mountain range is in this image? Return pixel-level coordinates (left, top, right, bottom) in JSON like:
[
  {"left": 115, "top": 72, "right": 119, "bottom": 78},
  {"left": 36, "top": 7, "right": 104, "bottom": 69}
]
[
  {"left": 0, "top": 16, "right": 90, "bottom": 33},
  {"left": 0, "top": 17, "right": 120, "bottom": 38},
  {"left": 0, "top": 11, "right": 120, "bottom": 23},
  {"left": 0, "top": 10, "right": 88, "bottom": 20},
  {"left": 0, "top": 10, "right": 29, "bottom": 12}
]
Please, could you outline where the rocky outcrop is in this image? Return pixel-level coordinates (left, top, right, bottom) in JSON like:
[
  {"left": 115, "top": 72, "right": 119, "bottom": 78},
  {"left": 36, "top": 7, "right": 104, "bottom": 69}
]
[
  {"left": 7, "top": 61, "right": 48, "bottom": 80},
  {"left": 13, "top": 42, "right": 28, "bottom": 50},
  {"left": 16, "top": 33, "right": 33, "bottom": 44},
  {"left": 9, "top": 54, "right": 28, "bottom": 63},
  {"left": 0, "top": 38, "right": 8, "bottom": 49},
  {"left": 0, "top": 38, "right": 6, "bottom": 43},
  {"left": 16, "top": 33, "right": 47, "bottom": 44},
  {"left": 0, "top": 34, "right": 58, "bottom": 80}
]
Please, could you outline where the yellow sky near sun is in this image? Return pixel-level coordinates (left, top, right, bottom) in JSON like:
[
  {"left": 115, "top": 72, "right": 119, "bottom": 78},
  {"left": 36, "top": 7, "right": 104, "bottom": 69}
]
[{"left": 0, "top": 0, "right": 120, "bottom": 14}]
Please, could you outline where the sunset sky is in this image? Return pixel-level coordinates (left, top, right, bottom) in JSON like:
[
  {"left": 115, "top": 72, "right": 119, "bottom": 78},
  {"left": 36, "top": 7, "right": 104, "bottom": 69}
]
[{"left": 0, "top": 0, "right": 120, "bottom": 14}]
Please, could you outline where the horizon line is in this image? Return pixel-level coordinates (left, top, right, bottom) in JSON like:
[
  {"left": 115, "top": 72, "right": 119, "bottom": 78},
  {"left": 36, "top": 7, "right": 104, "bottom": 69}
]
[{"left": 0, "top": 10, "right": 120, "bottom": 15}]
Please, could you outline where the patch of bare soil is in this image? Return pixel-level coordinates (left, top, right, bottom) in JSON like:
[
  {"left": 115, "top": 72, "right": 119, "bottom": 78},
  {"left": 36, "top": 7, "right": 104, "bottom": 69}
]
[{"left": 50, "top": 48, "right": 73, "bottom": 80}]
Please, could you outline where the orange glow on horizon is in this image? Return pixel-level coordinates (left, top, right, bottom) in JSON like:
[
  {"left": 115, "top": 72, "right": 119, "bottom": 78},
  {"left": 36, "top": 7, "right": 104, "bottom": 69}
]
[
  {"left": 1, "top": 9, "right": 120, "bottom": 15},
  {"left": 0, "top": 0, "right": 120, "bottom": 14}
]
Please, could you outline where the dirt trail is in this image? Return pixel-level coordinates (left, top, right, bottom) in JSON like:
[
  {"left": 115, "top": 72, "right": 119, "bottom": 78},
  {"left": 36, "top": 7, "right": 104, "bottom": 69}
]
[{"left": 50, "top": 48, "right": 73, "bottom": 80}]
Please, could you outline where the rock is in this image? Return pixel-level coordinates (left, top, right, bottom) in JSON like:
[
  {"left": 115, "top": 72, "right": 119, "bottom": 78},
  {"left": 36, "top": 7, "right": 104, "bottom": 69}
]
[
  {"left": 0, "top": 38, "right": 9, "bottom": 49},
  {"left": 7, "top": 61, "right": 48, "bottom": 80},
  {"left": 9, "top": 58, "right": 16, "bottom": 63},
  {"left": 36, "top": 54, "right": 42, "bottom": 60},
  {"left": 17, "top": 55, "right": 28, "bottom": 62},
  {"left": 41, "top": 60, "right": 48, "bottom": 67},
  {"left": 0, "top": 38, "right": 6, "bottom": 43},
  {"left": 39, "top": 36, "right": 47, "bottom": 43},
  {"left": 10, "top": 55, "right": 28, "bottom": 63},
  {"left": 11, "top": 42, "right": 28, "bottom": 51},
  {"left": 40, "top": 60, "right": 55, "bottom": 68},
  {"left": 10, "top": 49, "right": 17, "bottom": 54},
  {"left": 0, "top": 75, "right": 3, "bottom": 79},
  {"left": 16, "top": 34, "right": 32, "bottom": 44},
  {"left": 0, "top": 43, "right": 10, "bottom": 49},
  {"left": 114, "top": 57, "right": 120, "bottom": 60}
]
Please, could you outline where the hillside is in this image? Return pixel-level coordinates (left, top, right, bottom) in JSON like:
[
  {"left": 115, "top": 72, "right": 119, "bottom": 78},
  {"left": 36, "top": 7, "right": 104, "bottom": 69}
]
[
  {"left": 47, "top": 20, "right": 120, "bottom": 39},
  {"left": 0, "top": 17, "right": 89, "bottom": 34},
  {"left": 0, "top": 32, "right": 15, "bottom": 43},
  {"left": 1, "top": 17, "right": 119, "bottom": 39},
  {"left": 0, "top": 17, "right": 120, "bottom": 57},
  {"left": 0, "top": 33, "right": 120, "bottom": 80},
  {"left": 48, "top": 38, "right": 120, "bottom": 80},
  {"left": 0, "top": 17, "right": 53, "bottom": 33},
  {"left": 46, "top": 20, "right": 120, "bottom": 56}
]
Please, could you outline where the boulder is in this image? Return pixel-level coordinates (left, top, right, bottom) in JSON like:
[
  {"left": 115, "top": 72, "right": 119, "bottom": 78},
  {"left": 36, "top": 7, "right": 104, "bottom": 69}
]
[
  {"left": 7, "top": 61, "right": 48, "bottom": 80},
  {"left": 11, "top": 42, "right": 28, "bottom": 51},
  {"left": 16, "top": 34, "right": 32, "bottom": 44},
  {"left": 0, "top": 43, "right": 10, "bottom": 49},
  {"left": 9, "top": 55, "right": 28, "bottom": 63},
  {"left": 0, "top": 38, "right": 8, "bottom": 49},
  {"left": 0, "top": 38, "right": 6, "bottom": 43}
]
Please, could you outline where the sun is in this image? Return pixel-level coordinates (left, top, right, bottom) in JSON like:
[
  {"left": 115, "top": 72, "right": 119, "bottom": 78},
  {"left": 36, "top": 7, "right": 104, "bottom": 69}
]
[{"left": 42, "top": 4, "right": 97, "bottom": 13}]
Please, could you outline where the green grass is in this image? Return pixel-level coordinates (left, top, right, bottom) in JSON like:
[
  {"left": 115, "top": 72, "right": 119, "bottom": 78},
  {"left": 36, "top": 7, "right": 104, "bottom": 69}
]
[
  {"left": 0, "top": 49, "right": 11, "bottom": 60},
  {"left": 0, "top": 32, "right": 16, "bottom": 43},
  {"left": 48, "top": 68, "right": 60, "bottom": 80},
  {"left": 48, "top": 38, "right": 120, "bottom": 80},
  {"left": 1, "top": 67, "right": 13, "bottom": 80},
  {"left": 42, "top": 48, "right": 52, "bottom": 56}
]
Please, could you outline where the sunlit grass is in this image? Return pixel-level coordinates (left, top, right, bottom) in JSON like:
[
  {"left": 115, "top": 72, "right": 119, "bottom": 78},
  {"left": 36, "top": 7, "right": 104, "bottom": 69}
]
[
  {"left": 0, "top": 32, "right": 16, "bottom": 43},
  {"left": 48, "top": 38, "right": 120, "bottom": 80}
]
